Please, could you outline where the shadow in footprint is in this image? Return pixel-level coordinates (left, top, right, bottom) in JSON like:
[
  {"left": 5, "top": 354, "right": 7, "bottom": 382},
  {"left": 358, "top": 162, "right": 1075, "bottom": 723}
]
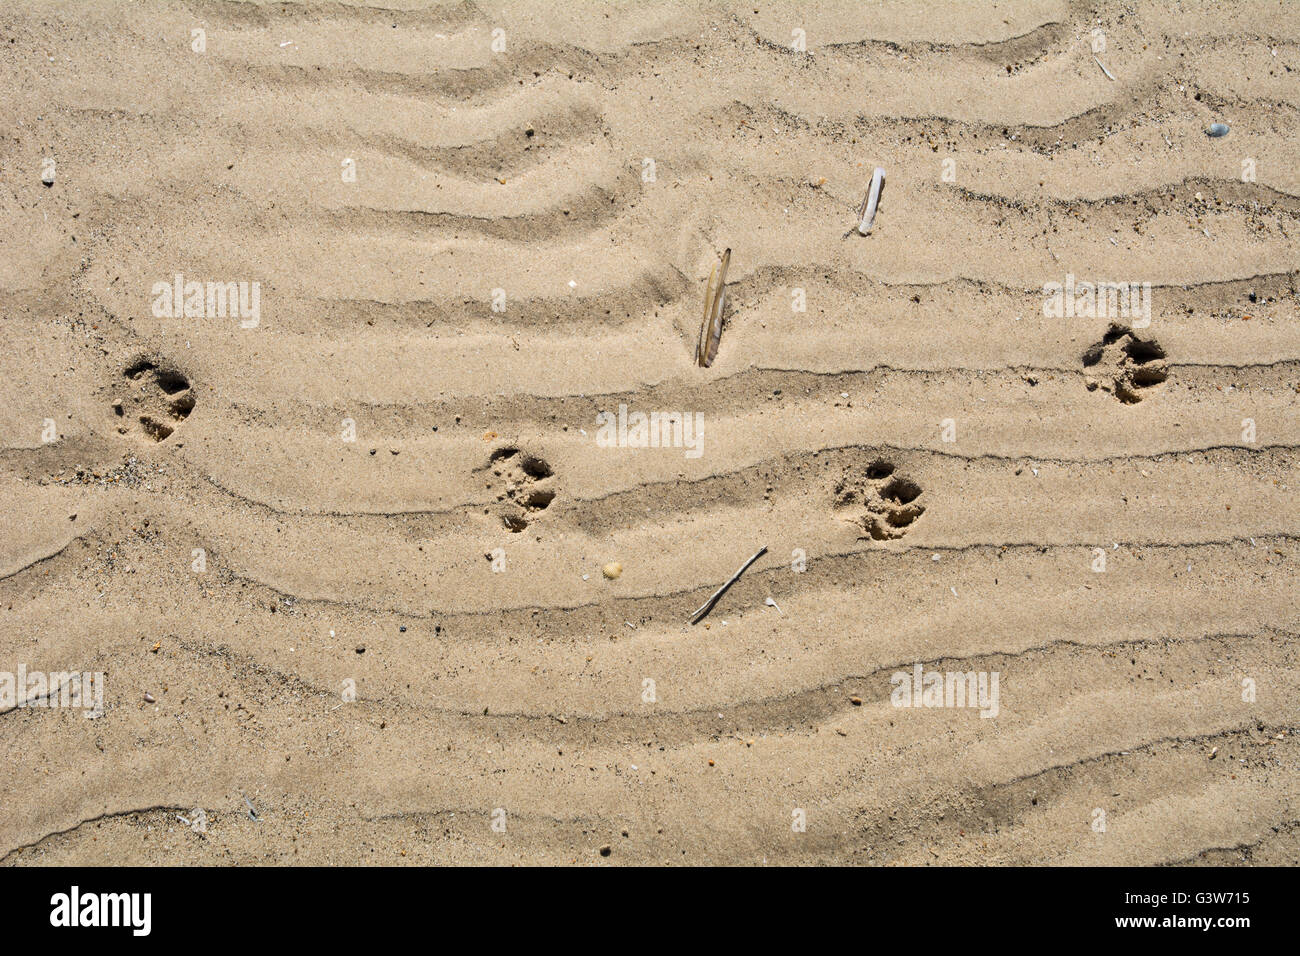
[
  {"left": 1082, "top": 325, "right": 1168, "bottom": 403},
  {"left": 835, "top": 458, "right": 927, "bottom": 540},
  {"left": 114, "top": 358, "right": 196, "bottom": 443},
  {"left": 484, "top": 446, "right": 556, "bottom": 532}
]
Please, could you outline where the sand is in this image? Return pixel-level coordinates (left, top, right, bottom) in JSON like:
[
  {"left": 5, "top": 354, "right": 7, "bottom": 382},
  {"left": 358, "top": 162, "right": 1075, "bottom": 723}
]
[{"left": 1, "top": 0, "right": 1297, "bottom": 866}]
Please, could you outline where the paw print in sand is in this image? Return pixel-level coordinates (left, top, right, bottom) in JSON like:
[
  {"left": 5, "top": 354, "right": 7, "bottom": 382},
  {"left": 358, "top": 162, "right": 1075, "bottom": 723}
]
[
  {"left": 1082, "top": 325, "right": 1168, "bottom": 403},
  {"left": 485, "top": 446, "right": 555, "bottom": 532},
  {"left": 113, "top": 358, "right": 195, "bottom": 442},
  {"left": 835, "top": 458, "right": 926, "bottom": 540}
]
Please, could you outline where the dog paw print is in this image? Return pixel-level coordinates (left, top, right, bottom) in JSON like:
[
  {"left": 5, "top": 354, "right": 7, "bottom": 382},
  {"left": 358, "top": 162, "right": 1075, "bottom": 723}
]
[
  {"left": 835, "top": 458, "right": 926, "bottom": 540},
  {"left": 485, "top": 446, "right": 555, "bottom": 532},
  {"left": 112, "top": 358, "right": 195, "bottom": 442},
  {"left": 1082, "top": 325, "right": 1168, "bottom": 403}
]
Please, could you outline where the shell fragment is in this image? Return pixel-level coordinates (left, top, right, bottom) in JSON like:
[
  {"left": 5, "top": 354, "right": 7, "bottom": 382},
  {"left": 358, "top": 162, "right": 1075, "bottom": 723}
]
[
  {"left": 857, "top": 167, "right": 886, "bottom": 235},
  {"left": 696, "top": 248, "right": 731, "bottom": 367}
]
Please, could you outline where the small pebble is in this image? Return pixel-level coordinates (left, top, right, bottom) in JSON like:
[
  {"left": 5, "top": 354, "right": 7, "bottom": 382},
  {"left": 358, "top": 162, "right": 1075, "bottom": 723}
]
[
  {"left": 1206, "top": 122, "right": 1230, "bottom": 138},
  {"left": 143, "top": 692, "right": 155, "bottom": 703}
]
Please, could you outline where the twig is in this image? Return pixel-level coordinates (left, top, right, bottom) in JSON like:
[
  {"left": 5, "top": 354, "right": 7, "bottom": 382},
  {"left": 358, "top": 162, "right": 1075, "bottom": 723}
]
[{"left": 688, "top": 546, "right": 768, "bottom": 624}]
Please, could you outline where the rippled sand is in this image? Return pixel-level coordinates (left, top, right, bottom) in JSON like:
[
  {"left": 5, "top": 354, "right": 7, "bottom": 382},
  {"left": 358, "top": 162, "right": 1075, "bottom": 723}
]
[{"left": 2, "top": 0, "right": 1297, "bottom": 865}]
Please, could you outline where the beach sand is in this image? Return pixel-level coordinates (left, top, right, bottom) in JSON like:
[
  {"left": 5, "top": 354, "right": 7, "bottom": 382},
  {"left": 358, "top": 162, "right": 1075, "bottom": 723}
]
[{"left": 1, "top": 0, "right": 1297, "bottom": 865}]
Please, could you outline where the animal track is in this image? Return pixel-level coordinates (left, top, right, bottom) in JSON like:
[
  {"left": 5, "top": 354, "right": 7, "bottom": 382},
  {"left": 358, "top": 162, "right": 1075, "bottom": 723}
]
[
  {"left": 835, "top": 458, "right": 926, "bottom": 540},
  {"left": 113, "top": 358, "right": 195, "bottom": 442},
  {"left": 1082, "top": 325, "right": 1169, "bottom": 403},
  {"left": 485, "top": 446, "right": 556, "bottom": 532}
]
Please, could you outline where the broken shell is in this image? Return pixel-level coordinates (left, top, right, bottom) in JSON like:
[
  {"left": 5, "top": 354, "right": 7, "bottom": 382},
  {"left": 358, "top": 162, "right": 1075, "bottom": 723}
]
[
  {"left": 696, "top": 248, "right": 731, "bottom": 368},
  {"left": 857, "top": 167, "right": 886, "bottom": 235},
  {"left": 602, "top": 562, "right": 623, "bottom": 580},
  {"left": 143, "top": 692, "right": 155, "bottom": 703},
  {"left": 1205, "top": 123, "right": 1230, "bottom": 138}
]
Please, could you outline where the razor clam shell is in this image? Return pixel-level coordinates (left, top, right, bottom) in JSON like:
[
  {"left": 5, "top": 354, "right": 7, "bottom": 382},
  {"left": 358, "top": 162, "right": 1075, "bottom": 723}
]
[
  {"left": 696, "top": 261, "right": 720, "bottom": 365},
  {"left": 697, "top": 248, "right": 731, "bottom": 367},
  {"left": 858, "top": 167, "right": 886, "bottom": 235}
]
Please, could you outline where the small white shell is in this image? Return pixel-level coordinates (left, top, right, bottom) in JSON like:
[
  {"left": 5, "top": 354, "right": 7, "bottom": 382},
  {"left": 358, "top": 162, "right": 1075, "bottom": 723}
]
[{"left": 857, "top": 167, "right": 886, "bottom": 235}]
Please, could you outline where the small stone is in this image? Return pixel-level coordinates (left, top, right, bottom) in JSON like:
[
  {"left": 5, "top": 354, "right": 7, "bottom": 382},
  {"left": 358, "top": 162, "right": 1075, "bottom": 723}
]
[
  {"left": 355, "top": 645, "right": 365, "bottom": 654},
  {"left": 143, "top": 692, "right": 155, "bottom": 703},
  {"left": 602, "top": 562, "right": 622, "bottom": 580},
  {"left": 850, "top": 696, "right": 862, "bottom": 706}
]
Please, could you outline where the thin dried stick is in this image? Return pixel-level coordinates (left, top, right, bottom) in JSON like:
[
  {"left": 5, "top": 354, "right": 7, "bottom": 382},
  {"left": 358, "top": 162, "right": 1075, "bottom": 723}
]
[
  {"left": 688, "top": 545, "right": 768, "bottom": 624},
  {"left": 696, "top": 248, "right": 731, "bottom": 367}
]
